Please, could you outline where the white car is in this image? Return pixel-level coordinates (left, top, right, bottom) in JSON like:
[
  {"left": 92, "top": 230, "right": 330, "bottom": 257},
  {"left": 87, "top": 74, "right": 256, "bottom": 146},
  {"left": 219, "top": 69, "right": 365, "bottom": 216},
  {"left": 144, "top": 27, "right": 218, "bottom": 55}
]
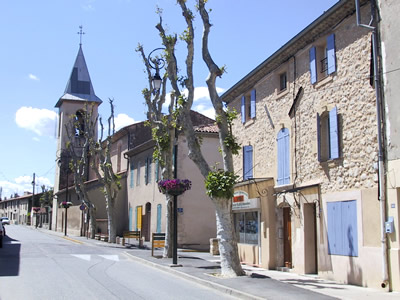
[{"left": 1, "top": 217, "right": 10, "bottom": 225}]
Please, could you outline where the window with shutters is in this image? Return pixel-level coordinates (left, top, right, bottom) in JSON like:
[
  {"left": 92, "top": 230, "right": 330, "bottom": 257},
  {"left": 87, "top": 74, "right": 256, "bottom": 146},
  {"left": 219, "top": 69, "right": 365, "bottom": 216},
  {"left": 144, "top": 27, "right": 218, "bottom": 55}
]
[
  {"left": 243, "top": 145, "right": 253, "bottom": 180},
  {"left": 277, "top": 128, "right": 290, "bottom": 185},
  {"left": 136, "top": 161, "right": 141, "bottom": 186},
  {"left": 129, "top": 160, "right": 134, "bottom": 189},
  {"left": 309, "top": 34, "right": 336, "bottom": 84},
  {"left": 317, "top": 107, "right": 340, "bottom": 162},
  {"left": 241, "top": 89, "right": 256, "bottom": 124},
  {"left": 327, "top": 200, "right": 358, "bottom": 256},
  {"left": 145, "top": 157, "right": 152, "bottom": 185}
]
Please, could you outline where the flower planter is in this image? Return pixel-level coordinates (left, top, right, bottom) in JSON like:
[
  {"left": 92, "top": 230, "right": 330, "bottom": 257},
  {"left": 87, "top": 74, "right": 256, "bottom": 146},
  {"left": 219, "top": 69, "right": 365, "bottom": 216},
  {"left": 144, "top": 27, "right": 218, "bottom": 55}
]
[{"left": 158, "top": 179, "right": 192, "bottom": 196}]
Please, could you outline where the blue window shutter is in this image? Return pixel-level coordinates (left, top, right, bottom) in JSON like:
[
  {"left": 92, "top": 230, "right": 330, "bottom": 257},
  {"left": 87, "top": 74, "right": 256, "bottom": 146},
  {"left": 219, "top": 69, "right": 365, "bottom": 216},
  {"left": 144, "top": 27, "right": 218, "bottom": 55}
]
[
  {"left": 135, "top": 206, "right": 138, "bottom": 231},
  {"left": 309, "top": 46, "right": 317, "bottom": 84},
  {"left": 155, "top": 159, "right": 159, "bottom": 182},
  {"left": 130, "top": 161, "right": 134, "bottom": 188},
  {"left": 317, "top": 113, "right": 321, "bottom": 162},
  {"left": 241, "top": 96, "right": 246, "bottom": 123},
  {"left": 148, "top": 157, "right": 152, "bottom": 184},
  {"left": 129, "top": 207, "right": 133, "bottom": 231},
  {"left": 327, "top": 34, "right": 336, "bottom": 75},
  {"left": 157, "top": 204, "right": 162, "bottom": 233},
  {"left": 243, "top": 146, "right": 253, "bottom": 180},
  {"left": 329, "top": 107, "right": 339, "bottom": 159},
  {"left": 327, "top": 202, "right": 342, "bottom": 255},
  {"left": 250, "top": 89, "right": 256, "bottom": 119},
  {"left": 342, "top": 200, "right": 358, "bottom": 256},
  {"left": 277, "top": 128, "right": 290, "bottom": 185}
]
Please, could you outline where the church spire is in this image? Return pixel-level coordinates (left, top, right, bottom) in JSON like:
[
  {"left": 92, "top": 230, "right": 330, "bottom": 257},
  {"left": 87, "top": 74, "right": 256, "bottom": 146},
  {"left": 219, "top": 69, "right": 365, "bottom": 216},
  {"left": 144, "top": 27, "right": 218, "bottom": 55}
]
[{"left": 55, "top": 27, "right": 102, "bottom": 108}]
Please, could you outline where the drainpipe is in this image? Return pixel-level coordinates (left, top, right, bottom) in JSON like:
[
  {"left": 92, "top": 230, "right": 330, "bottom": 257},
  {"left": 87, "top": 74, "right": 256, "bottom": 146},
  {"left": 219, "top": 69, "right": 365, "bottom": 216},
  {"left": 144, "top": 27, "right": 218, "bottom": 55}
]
[{"left": 355, "top": 0, "right": 389, "bottom": 289}]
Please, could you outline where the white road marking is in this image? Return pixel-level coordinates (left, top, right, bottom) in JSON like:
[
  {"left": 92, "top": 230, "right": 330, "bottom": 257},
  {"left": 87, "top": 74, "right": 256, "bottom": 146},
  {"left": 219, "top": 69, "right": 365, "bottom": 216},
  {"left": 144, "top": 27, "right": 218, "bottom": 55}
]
[
  {"left": 72, "top": 254, "right": 91, "bottom": 261},
  {"left": 99, "top": 255, "right": 119, "bottom": 261}
]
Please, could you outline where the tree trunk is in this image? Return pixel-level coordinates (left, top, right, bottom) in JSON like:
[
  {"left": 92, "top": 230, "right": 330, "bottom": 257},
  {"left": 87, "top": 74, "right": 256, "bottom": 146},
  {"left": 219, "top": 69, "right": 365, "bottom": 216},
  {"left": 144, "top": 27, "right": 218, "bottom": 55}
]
[
  {"left": 106, "top": 196, "right": 116, "bottom": 243},
  {"left": 214, "top": 197, "right": 244, "bottom": 277},
  {"left": 89, "top": 207, "right": 97, "bottom": 239},
  {"left": 163, "top": 196, "right": 173, "bottom": 258}
]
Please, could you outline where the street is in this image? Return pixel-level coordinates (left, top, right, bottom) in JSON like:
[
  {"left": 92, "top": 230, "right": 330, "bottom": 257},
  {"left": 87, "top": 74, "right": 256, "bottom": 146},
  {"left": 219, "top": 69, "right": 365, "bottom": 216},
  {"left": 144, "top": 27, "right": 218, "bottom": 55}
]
[{"left": 0, "top": 225, "right": 235, "bottom": 300}]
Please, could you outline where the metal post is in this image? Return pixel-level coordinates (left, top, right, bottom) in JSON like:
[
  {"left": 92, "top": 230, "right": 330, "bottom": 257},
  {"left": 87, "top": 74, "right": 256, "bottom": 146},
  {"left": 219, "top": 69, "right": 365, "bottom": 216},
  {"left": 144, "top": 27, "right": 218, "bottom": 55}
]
[
  {"left": 173, "top": 142, "right": 178, "bottom": 265},
  {"left": 64, "top": 169, "right": 69, "bottom": 236}
]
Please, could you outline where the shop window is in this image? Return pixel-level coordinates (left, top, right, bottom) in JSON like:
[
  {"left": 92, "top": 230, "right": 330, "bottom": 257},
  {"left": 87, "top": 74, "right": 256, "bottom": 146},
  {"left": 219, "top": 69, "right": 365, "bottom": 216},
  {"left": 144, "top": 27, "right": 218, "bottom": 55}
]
[
  {"left": 234, "top": 211, "right": 259, "bottom": 245},
  {"left": 241, "top": 89, "right": 256, "bottom": 123},
  {"left": 317, "top": 106, "right": 340, "bottom": 162},
  {"left": 309, "top": 33, "right": 336, "bottom": 84},
  {"left": 243, "top": 145, "right": 253, "bottom": 180},
  {"left": 327, "top": 200, "right": 358, "bottom": 256},
  {"left": 277, "top": 128, "right": 290, "bottom": 185}
]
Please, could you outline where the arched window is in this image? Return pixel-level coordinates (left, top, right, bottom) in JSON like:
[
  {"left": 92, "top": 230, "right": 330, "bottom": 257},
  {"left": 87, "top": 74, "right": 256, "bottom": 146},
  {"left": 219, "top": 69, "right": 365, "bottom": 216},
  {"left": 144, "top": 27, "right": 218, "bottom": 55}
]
[
  {"left": 277, "top": 128, "right": 290, "bottom": 185},
  {"left": 75, "top": 110, "right": 85, "bottom": 136}
]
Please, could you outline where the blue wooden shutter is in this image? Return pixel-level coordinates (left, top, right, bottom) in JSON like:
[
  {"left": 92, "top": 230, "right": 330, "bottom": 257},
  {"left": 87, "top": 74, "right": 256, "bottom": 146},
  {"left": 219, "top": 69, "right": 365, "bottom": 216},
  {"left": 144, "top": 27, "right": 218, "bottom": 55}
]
[
  {"left": 136, "top": 161, "right": 141, "bottom": 186},
  {"left": 241, "top": 96, "right": 246, "bottom": 123},
  {"left": 135, "top": 206, "right": 138, "bottom": 231},
  {"left": 342, "top": 200, "right": 358, "bottom": 256},
  {"left": 156, "top": 204, "right": 162, "bottom": 233},
  {"left": 277, "top": 128, "right": 290, "bottom": 185},
  {"left": 129, "top": 207, "right": 133, "bottom": 231},
  {"left": 144, "top": 158, "right": 148, "bottom": 184},
  {"left": 327, "top": 202, "right": 342, "bottom": 255},
  {"left": 250, "top": 89, "right": 256, "bottom": 119},
  {"left": 327, "top": 34, "right": 336, "bottom": 75},
  {"left": 243, "top": 145, "right": 253, "bottom": 180},
  {"left": 329, "top": 107, "right": 339, "bottom": 159},
  {"left": 148, "top": 157, "right": 152, "bottom": 184},
  {"left": 317, "top": 113, "right": 321, "bottom": 162},
  {"left": 130, "top": 161, "right": 134, "bottom": 188},
  {"left": 309, "top": 46, "right": 317, "bottom": 84},
  {"left": 155, "top": 159, "right": 159, "bottom": 182}
]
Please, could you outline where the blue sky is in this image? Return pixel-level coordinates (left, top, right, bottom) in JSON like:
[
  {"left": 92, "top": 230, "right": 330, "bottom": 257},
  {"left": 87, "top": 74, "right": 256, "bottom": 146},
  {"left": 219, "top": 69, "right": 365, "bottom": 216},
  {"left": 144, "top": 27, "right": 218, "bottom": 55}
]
[{"left": 0, "top": 0, "right": 338, "bottom": 198}]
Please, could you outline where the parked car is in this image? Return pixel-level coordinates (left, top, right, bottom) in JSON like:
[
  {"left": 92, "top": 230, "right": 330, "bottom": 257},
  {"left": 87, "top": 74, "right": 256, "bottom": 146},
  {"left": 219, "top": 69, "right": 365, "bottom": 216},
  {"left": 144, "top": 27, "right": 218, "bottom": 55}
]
[
  {"left": 0, "top": 222, "right": 5, "bottom": 247},
  {"left": 1, "top": 217, "right": 10, "bottom": 225}
]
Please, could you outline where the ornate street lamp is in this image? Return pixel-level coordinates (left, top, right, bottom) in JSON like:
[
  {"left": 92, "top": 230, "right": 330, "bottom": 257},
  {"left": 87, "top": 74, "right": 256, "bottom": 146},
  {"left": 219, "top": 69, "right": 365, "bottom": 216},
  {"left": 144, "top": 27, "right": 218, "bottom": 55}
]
[{"left": 147, "top": 47, "right": 165, "bottom": 94}]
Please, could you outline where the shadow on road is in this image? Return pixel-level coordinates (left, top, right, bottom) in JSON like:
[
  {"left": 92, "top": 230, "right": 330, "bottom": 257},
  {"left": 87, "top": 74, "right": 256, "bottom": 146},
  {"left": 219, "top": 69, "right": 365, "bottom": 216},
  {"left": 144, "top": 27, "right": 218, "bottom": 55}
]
[{"left": 0, "top": 234, "right": 21, "bottom": 276}]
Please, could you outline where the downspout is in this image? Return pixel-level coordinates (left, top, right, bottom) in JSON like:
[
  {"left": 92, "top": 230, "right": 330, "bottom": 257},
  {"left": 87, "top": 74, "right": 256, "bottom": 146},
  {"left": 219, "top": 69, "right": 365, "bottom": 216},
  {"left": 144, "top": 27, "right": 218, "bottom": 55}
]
[{"left": 356, "top": 0, "right": 389, "bottom": 289}]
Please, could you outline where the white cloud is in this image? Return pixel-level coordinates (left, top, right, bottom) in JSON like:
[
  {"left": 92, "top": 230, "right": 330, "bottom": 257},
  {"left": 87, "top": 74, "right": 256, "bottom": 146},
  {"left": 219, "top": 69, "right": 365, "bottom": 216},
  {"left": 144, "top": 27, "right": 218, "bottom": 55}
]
[
  {"left": 163, "top": 86, "right": 224, "bottom": 110},
  {"left": 114, "top": 113, "right": 136, "bottom": 131},
  {"left": 28, "top": 74, "right": 39, "bottom": 81},
  {"left": 15, "top": 107, "right": 58, "bottom": 137},
  {"left": 0, "top": 176, "right": 52, "bottom": 199},
  {"left": 82, "top": 0, "right": 95, "bottom": 11},
  {"left": 194, "top": 104, "right": 215, "bottom": 120}
]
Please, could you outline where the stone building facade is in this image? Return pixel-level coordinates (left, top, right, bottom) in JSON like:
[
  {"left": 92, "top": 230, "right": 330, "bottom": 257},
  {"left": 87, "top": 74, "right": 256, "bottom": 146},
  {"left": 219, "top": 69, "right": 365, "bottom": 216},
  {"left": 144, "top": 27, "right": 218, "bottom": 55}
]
[{"left": 223, "top": 0, "right": 386, "bottom": 289}]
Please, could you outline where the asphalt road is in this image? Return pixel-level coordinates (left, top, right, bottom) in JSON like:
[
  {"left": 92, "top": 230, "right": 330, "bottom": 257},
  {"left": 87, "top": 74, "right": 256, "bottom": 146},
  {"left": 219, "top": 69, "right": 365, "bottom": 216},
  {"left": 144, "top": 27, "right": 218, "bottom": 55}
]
[{"left": 0, "top": 225, "right": 235, "bottom": 300}]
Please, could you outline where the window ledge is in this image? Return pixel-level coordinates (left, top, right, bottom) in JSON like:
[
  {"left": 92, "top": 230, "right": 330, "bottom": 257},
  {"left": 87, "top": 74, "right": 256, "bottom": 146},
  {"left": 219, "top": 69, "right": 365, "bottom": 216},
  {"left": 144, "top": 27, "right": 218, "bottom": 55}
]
[
  {"left": 244, "top": 119, "right": 255, "bottom": 128},
  {"left": 319, "top": 158, "right": 341, "bottom": 168},
  {"left": 314, "top": 75, "right": 333, "bottom": 89},
  {"left": 276, "top": 88, "right": 289, "bottom": 100}
]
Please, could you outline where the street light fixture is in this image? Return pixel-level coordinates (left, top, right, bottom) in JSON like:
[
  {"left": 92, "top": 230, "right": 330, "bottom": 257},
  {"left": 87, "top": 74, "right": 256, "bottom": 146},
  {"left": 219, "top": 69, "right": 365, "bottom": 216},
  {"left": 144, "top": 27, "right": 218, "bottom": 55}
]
[
  {"left": 57, "top": 151, "right": 71, "bottom": 236},
  {"left": 147, "top": 47, "right": 180, "bottom": 265},
  {"left": 147, "top": 47, "right": 165, "bottom": 94}
]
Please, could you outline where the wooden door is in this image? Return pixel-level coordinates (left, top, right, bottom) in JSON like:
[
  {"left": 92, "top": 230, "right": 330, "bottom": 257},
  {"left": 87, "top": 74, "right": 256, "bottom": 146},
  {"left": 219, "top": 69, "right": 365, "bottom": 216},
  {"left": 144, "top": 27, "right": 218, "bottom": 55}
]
[{"left": 283, "top": 207, "right": 292, "bottom": 268}]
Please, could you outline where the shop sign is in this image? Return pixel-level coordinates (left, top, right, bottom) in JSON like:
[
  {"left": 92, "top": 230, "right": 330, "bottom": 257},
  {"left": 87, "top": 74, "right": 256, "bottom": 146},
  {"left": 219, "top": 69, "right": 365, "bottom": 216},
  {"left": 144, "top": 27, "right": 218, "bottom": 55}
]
[{"left": 233, "top": 191, "right": 260, "bottom": 210}]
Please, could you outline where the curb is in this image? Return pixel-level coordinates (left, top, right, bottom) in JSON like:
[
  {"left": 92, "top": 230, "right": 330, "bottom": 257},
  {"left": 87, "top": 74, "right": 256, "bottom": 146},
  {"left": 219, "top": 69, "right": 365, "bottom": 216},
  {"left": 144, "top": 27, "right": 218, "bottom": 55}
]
[{"left": 123, "top": 251, "right": 264, "bottom": 300}]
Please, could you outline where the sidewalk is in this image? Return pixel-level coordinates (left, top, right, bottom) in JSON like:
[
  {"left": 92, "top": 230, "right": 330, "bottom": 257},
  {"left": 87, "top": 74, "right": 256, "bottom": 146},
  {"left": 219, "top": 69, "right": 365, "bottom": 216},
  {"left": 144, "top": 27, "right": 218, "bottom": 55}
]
[{"left": 45, "top": 229, "right": 400, "bottom": 300}]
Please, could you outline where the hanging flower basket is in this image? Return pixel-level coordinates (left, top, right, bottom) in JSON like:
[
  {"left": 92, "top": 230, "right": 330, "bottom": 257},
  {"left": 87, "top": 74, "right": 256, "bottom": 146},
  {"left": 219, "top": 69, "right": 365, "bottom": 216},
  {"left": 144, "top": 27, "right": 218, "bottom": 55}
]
[
  {"left": 158, "top": 179, "right": 192, "bottom": 196},
  {"left": 32, "top": 207, "right": 41, "bottom": 213},
  {"left": 60, "top": 201, "right": 73, "bottom": 209}
]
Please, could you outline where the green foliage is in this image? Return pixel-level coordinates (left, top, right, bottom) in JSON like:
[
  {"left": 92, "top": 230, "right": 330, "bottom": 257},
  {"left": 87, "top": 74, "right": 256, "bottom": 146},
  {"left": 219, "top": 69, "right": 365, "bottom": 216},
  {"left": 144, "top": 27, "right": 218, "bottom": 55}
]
[
  {"left": 215, "top": 108, "right": 241, "bottom": 155},
  {"left": 205, "top": 169, "right": 238, "bottom": 199},
  {"left": 39, "top": 188, "right": 53, "bottom": 207}
]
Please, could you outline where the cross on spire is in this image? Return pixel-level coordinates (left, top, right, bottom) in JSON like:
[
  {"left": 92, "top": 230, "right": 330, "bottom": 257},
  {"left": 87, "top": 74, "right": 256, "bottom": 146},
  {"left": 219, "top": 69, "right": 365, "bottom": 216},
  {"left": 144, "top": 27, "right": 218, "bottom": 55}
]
[{"left": 77, "top": 25, "right": 85, "bottom": 46}]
